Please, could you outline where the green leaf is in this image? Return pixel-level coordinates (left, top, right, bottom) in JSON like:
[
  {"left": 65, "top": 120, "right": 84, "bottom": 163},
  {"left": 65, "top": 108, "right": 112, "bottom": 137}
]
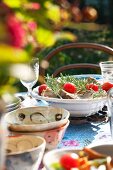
[
  {"left": 36, "top": 27, "right": 55, "bottom": 47},
  {"left": 45, "top": 2, "right": 60, "bottom": 24},
  {"left": 51, "top": 162, "right": 64, "bottom": 170},
  {"left": 0, "top": 44, "right": 30, "bottom": 64},
  {"left": 3, "top": 0, "right": 22, "bottom": 8},
  {"left": 55, "top": 32, "right": 77, "bottom": 41}
]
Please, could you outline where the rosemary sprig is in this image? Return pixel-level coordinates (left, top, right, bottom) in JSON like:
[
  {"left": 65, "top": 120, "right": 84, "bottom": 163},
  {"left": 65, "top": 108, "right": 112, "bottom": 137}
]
[
  {"left": 45, "top": 74, "right": 62, "bottom": 97},
  {"left": 45, "top": 74, "right": 106, "bottom": 98}
]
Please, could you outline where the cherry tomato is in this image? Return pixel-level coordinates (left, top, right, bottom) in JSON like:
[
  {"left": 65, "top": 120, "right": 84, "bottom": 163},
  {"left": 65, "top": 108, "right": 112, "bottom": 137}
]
[
  {"left": 63, "top": 82, "right": 77, "bottom": 93},
  {"left": 38, "top": 84, "right": 48, "bottom": 95},
  {"left": 60, "top": 153, "right": 79, "bottom": 170},
  {"left": 86, "top": 83, "right": 98, "bottom": 92},
  {"left": 102, "top": 82, "right": 113, "bottom": 92}
]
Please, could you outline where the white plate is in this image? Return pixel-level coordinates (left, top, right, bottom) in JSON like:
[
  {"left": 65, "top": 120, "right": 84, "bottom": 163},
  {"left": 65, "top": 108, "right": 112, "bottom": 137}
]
[
  {"left": 6, "top": 104, "right": 21, "bottom": 113},
  {"left": 6, "top": 97, "right": 21, "bottom": 109}
]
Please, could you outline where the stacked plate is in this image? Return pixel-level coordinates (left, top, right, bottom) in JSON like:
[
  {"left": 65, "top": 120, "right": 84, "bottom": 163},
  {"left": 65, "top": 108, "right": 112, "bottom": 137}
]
[{"left": 5, "top": 96, "right": 21, "bottom": 113}]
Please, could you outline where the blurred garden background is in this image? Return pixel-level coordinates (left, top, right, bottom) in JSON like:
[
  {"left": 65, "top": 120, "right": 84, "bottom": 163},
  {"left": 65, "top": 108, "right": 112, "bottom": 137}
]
[{"left": 0, "top": 0, "right": 113, "bottom": 94}]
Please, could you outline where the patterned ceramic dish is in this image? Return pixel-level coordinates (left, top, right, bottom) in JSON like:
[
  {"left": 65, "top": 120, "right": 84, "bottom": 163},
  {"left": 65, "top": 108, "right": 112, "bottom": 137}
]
[
  {"left": 43, "top": 143, "right": 113, "bottom": 170},
  {"left": 6, "top": 135, "right": 46, "bottom": 170},
  {"left": 5, "top": 106, "right": 70, "bottom": 132},
  {"left": 10, "top": 120, "right": 70, "bottom": 150}
]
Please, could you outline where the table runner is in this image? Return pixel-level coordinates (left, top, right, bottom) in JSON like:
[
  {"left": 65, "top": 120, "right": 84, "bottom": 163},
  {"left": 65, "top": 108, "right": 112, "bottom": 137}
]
[{"left": 58, "top": 120, "right": 112, "bottom": 149}]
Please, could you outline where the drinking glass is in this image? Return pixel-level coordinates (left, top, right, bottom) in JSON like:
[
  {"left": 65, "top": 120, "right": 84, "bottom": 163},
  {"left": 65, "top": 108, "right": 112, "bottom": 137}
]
[
  {"left": 20, "top": 58, "right": 39, "bottom": 97},
  {"left": 99, "top": 61, "right": 113, "bottom": 83},
  {"left": 108, "top": 88, "right": 113, "bottom": 139},
  {"left": 100, "top": 61, "right": 113, "bottom": 139}
]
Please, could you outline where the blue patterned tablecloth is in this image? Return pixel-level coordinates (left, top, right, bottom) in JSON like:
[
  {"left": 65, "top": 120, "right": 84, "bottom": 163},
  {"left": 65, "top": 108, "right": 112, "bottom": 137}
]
[
  {"left": 15, "top": 92, "right": 113, "bottom": 170},
  {"left": 39, "top": 121, "right": 112, "bottom": 169},
  {"left": 58, "top": 120, "right": 112, "bottom": 149},
  {"left": 15, "top": 92, "right": 113, "bottom": 149}
]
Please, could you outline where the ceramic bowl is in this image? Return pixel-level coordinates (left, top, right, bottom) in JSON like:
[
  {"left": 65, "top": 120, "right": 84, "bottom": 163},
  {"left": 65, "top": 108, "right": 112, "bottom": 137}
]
[
  {"left": 46, "top": 97, "right": 107, "bottom": 117},
  {"left": 43, "top": 148, "right": 79, "bottom": 170},
  {"left": 9, "top": 120, "right": 70, "bottom": 150},
  {"left": 4, "top": 106, "right": 70, "bottom": 132},
  {"left": 5, "top": 135, "right": 46, "bottom": 170},
  {"left": 31, "top": 74, "right": 106, "bottom": 117},
  {"left": 31, "top": 92, "right": 107, "bottom": 117},
  {"left": 43, "top": 143, "right": 113, "bottom": 170}
]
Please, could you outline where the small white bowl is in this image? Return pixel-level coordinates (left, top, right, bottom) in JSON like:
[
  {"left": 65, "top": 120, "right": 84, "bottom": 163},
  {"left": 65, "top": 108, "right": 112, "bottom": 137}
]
[
  {"left": 5, "top": 106, "right": 70, "bottom": 132},
  {"left": 9, "top": 120, "right": 70, "bottom": 150},
  {"left": 43, "top": 143, "right": 113, "bottom": 170},
  {"left": 43, "top": 148, "right": 80, "bottom": 170},
  {"left": 6, "top": 135, "right": 46, "bottom": 170}
]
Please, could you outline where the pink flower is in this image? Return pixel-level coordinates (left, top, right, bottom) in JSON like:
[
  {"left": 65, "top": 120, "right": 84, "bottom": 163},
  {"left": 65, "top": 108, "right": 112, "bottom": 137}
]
[
  {"left": 23, "top": 2, "right": 40, "bottom": 10},
  {"left": 28, "top": 21, "right": 37, "bottom": 31},
  {"left": 6, "top": 15, "right": 25, "bottom": 48},
  {"left": 31, "top": 3, "right": 40, "bottom": 10},
  {"left": 62, "top": 140, "right": 79, "bottom": 147}
]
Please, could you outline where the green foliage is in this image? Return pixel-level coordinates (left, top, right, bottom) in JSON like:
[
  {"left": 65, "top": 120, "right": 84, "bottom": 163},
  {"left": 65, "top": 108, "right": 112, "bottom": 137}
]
[
  {"left": 36, "top": 27, "right": 55, "bottom": 47},
  {"left": 0, "top": 44, "right": 30, "bottom": 64},
  {"left": 37, "top": 27, "right": 113, "bottom": 77},
  {"left": 1, "top": 0, "right": 113, "bottom": 92}
]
